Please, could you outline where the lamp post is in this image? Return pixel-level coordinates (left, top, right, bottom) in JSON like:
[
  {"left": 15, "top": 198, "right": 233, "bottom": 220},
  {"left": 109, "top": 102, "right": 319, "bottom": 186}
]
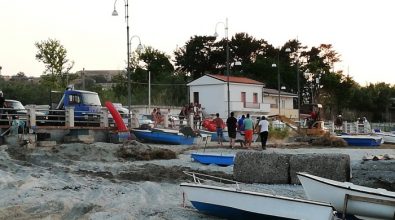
[
  {"left": 214, "top": 18, "right": 230, "bottom": 117},
  {"left": 112, "top": 0, "right": 132, "bottom": 128},
  {"left": 272, "top": 48, "right": 291, "bottom": 116}
]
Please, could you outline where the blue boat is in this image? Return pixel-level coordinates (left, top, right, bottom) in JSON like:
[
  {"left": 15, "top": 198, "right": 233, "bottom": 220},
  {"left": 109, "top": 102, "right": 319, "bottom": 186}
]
[
  {"left": 198, "top": 130, "right": 230, "bottom": 142},
  {"left": 132, "top": 129, "right": 196, "bottom": 145},
  {"left": 338, "top": 135, "right": 383, "bottom": 146},
  {"left": 191, "top": 153, "right": 235, "bottom": 166}
]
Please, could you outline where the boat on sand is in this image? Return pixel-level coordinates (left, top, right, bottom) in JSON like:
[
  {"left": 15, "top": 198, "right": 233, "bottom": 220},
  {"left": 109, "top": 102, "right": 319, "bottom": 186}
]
[
  {"left": 181, "top": 172, "right": 335, "bottom": 220},
  {"left": 297, "top": 172, "right": 395, "bottom": 220}
]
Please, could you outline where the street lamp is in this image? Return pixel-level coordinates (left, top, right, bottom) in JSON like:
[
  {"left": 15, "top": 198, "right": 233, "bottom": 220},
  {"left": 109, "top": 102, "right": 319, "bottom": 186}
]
[
  {"left": 272, "top": 48, "right": 291, "bottom": 116},
  {"left": 112, "top": 0, "right": 132, "bottom": 128},
  {"left": 214, "top": 18, "right": 230, "bottom": 117}
]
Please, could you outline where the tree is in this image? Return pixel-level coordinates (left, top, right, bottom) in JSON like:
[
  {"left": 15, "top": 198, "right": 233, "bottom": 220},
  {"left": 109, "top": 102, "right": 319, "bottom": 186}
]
[{"left": 35, "top": 38, "right": 74, "bottom": 89}]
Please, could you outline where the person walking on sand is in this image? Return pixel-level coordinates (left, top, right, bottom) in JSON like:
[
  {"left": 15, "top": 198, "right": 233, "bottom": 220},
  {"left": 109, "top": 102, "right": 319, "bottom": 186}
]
[
  {"left": 226, "top": 112, "right": 237, "bottom": 148},
  {"left": 243, "top": 114, "right": 254, "bottom": 149},
  {"left": 213, "top": 113, "right": 225, "bottom": 147},
  {"left": 257, "top": 116, "right": 269, "bottom": 149}
]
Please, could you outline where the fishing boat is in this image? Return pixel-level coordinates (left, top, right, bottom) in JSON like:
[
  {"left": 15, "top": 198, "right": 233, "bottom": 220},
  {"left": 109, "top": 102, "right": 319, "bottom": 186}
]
[
  {"left": 198, "top": 129, "right": 230, "bottom": 142},
  {"left": 337, "top": 134, "right": 383, "bottom": 146},
  {"left": 372, "top": 130, "right": 395, "bottom": 144},
  {"left": 191, "top": 153, "right": 235, "bottom": 166},
  {"left": 297, "top": 172, "right": 395, "bottom": 220},
  {"left": 181, "top": 172, "right": 335, "bottom": 220},
  {"left": 132, "top": 129, "right": 196, "bottom": 145}
]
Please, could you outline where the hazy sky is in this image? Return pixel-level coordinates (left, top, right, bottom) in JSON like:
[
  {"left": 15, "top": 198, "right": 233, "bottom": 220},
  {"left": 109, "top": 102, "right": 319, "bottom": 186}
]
[{"left": 1, "top": 0, "right": 394, "bottom": 85}]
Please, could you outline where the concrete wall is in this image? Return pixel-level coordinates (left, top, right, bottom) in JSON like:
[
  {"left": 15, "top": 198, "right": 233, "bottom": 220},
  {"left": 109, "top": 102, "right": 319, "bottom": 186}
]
[{"left": 234, "top": 151, "right": 350, "bottom": 184}]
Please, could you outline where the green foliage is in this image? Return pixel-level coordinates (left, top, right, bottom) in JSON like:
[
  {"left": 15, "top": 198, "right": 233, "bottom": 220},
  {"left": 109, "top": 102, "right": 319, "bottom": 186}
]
[
  {"left": 35, "top": 38, "right": 74, "bottom": 89},
  {"left": 268, "top": 126, "right": 290, "bottom": 139}
]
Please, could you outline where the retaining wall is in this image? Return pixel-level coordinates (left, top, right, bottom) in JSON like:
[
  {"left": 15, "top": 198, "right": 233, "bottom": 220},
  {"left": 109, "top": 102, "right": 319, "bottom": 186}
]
[{"left": 234, "top": 151, "right": 350, "bottom": 184}]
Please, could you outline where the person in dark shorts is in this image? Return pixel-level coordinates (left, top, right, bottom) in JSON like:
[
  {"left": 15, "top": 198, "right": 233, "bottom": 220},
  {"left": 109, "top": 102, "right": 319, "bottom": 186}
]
[{"left": 226, "top": 112, "right": 238, "bottom": 148}]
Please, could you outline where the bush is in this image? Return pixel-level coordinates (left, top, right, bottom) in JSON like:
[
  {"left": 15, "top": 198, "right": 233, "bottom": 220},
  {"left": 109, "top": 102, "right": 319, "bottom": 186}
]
[{"left": 268, "top": 126, "right": 290, "bottom": 139}]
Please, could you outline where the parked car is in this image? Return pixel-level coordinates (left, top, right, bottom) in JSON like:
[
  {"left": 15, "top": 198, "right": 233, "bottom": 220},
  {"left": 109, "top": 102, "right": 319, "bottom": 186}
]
[{"left": 2, "top": 99, "right": 46, "bottom": 123}]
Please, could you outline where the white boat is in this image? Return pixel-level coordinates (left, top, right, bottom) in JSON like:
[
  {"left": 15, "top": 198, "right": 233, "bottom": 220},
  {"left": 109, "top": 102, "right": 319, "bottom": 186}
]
[
  {"left": 297, "top": 172, "right": 395, "bottom": 220},
  {"left": 181, "top": 172, "right": 335, "bottom": 220},
  {"left": 373, "top": 131, "right": 395, "bottom": 144}
]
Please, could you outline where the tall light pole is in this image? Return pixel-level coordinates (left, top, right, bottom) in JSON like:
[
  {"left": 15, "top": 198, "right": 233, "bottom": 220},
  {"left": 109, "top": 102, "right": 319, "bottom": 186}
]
[
  {"left": 272, "top": 48, "right": 291, "bottom": 116},
  {"left": 214, "top": 18, "right": 230, "bottom": 117},
  {"left": 112, "top": 0, "right": 131, "bottom": 128}
]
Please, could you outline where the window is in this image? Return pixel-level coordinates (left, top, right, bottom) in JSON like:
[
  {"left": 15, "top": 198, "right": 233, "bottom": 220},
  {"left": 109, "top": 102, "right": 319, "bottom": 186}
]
[
  {"left": 241, "top": 92, "right": 246, "bottom": 107},
  {"left": 68, "top": 95, "right": 81, "bottom": 104},
  {"left": 193, "top": 92, "right": 199, "bottom": 104},
  {"left": 253, "top": 93, "right": 258, "bottom": 103}
]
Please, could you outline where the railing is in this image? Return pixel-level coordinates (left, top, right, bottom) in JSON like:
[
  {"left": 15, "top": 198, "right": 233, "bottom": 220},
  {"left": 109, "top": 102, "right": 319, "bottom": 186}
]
[{"left": 243, "top": 102, "right": 260, "bottom": 109}]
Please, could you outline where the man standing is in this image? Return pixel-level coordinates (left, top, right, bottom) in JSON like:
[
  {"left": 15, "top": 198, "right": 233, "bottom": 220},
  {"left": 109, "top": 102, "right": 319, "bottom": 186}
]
[
  {"left": 213, "top": 113, "right": 225, "bottom": 147},
  {"left": 226, "top": 112, "right": 237, "bottom": 148},
  {"left": 0, "top": 91, "right": 5, "bottom": 115},
  {"left": 258, "top": 116, "right": 269, "bottom": 149},
  {"left": 243, "top": 114, "right": 254, "bottom": 149}
]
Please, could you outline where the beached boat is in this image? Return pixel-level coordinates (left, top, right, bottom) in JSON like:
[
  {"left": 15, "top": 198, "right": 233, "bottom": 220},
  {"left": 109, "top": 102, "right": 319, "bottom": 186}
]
[
  {"left": 199, "top": 129, "right": 230, "bottom": 142},
  {"left": 181, "top": 172, "right": 335, "bottom": 220},
  {"left": 373, "top": 131, "right": 395, "bottom": 144},
  {"left": 132, "top": 129, "right": 196, "bottom": 145},
  {"left": 297, "top": 172, "right": 395, "bottom": 220},
  {"left": 191, "top": 153, "right": 235, "bottom": 166},
  {"left": 337, "top": 134, "right": 382, "bottom": 146}
]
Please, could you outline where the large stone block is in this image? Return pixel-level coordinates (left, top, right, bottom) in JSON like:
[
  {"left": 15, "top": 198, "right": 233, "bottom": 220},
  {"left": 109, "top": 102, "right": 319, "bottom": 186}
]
[
  {"left": 289, "top": 153, "right": 350, "bottom": 184},
  {"left": 234, "top": 151, "right": 291, "bottom": 184}
]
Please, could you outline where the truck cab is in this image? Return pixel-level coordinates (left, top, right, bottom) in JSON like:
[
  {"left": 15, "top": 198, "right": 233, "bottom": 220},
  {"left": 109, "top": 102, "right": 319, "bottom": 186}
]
[{"left": 56, "top": 89, "right": 102, "bottom": 118}]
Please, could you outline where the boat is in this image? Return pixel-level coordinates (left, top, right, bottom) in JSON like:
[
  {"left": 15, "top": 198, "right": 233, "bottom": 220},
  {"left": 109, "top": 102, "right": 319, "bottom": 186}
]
[
  {"left": 131, "top": 129, "right": 196, "bottom": 145},
  {"left": 373, "top": 130, "right": 395, "bottom": 144},
  {"left": 337, "top": 134, "right": 383, "bottom": 146},
  {"left": 199, "top": 129, "right": 230, "bottom": 142},
  {"left": 297, "top": 172, "right": 395, "bottom": 220},
  {"left": 181, "top": 172, "right": 335, "bottom": 220},
  {"left": 191, "top": 153, "right": 235, "bottom": 166}
]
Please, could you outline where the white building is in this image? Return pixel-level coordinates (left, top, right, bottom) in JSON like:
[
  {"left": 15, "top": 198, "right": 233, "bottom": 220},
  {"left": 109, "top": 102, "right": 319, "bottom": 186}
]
[
  {"left": 263, "top": 88, "right": 298, "bottom": 119},
  {"left": 187, "top": 74, "right": 270, "bottom": 118}
]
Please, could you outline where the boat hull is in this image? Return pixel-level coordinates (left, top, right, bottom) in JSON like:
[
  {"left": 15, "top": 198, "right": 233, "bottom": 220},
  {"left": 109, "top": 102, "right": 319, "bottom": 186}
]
[
  {"left": 339, "top": 135, "right": 382, "bottom": 146},
  {"left": 132, "top": 129, "right": 195, "bottom": 145},
  {"left": 297, "top": 172, "right": 395, "bottom": 219},
  {"left": 181, "top": 183, "right": 334, "bottom": 220},
  {"left": 191, "top": 153, "right": 235, "bottom": 166},
  {"left": 374, "top": 132, "right": 395, "bottom": 144}
]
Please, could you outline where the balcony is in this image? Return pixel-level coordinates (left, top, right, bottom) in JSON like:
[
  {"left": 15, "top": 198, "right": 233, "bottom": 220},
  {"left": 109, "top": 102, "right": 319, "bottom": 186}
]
[{"left": 230, "top": 101, "right": 270, "bottom": 113}]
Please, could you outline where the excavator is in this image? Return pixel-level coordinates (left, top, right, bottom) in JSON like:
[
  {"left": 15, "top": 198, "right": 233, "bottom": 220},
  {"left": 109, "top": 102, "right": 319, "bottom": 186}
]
[{"left": 269, "top": 104, "right": 327, "bottom": 137}]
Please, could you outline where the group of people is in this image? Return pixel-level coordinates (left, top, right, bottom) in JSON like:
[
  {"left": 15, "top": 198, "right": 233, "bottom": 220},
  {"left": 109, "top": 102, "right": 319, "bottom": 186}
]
[
  {"left": 179, "top": 103, "right": 207, "bottom": 128},
  {"left": 213, "top": 112, "right": 269, "bottom": 150}
]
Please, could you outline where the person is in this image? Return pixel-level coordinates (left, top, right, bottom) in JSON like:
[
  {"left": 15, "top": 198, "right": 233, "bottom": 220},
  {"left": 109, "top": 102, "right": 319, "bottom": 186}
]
[
  {"left": 151, "top": 108, "right": 158, "bottom": 127},
  {"left": 0, "top": 91, "right": 5, "bottom": 115},
  {"left": 167, "top": 108, "right": 175, "bottom": 128},
  {"left": 243, "top": 114, "right": 254, "bottom": 149},
  {"left": 226, "top": 112, "right": 238, "bottom": 148},
  {"left": 179, "top": 106, "right": 186, "bottom": 125},
  {"left": 237, "top": 114, "right": 245, "bottom": 133},
  {"left": 334, "top": 114, "right": 343, "bottom": 132},
  {"left": 156, "top": 108, "right": 164, "bottom": 126},
  {"left": 213, "top": 113, "right": 225, "bottom": 147},
  {"left": 257, "top": 116, "right": 269, "bottom": 149}
]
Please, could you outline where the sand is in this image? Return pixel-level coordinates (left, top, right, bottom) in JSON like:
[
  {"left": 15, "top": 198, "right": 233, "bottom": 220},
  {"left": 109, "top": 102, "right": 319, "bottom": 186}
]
[{"left": 0, "top": 141, "right": 394, "bottom": 219}]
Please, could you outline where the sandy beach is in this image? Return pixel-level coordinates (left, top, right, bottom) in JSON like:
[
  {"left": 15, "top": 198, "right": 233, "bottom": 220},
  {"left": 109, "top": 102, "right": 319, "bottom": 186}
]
[{"left": 0, "top": 141, "right": 394, "bottom": 219}]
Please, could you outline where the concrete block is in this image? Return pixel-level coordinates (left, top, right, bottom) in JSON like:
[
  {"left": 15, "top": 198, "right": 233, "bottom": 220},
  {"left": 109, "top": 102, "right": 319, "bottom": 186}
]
[
  {"left": 289, "top": 153, "right": 350, "bottom": 184},
  {"left": 64, "top": 135, "right": 94, "bottom": 144},
  {"left": 234, "top": 151, "right": 291, "bottom": 184}
]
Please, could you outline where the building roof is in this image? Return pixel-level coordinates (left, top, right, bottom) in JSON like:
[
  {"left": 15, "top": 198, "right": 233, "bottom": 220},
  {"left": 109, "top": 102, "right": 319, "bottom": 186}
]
[
  {"left": 207, "top": 74, "right": 264, "bottom": 85},
  {"left": 263, "top": 88, "right": 297, "bottom": 97}
]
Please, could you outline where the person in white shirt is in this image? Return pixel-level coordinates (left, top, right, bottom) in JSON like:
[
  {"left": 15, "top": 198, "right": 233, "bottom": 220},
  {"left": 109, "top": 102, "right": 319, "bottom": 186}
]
[{"left": 257, "top": 116, "right": 269, "bottom": 149}]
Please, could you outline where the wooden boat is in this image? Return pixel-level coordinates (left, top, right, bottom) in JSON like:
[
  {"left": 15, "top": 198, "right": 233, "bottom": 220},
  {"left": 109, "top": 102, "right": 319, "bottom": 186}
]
[
  {"left": 191, "top": 153, "right": 235, "bottom": 166},
  {"left": 131, "top": 129, "right": 196, "bottom": 145},
  {"left": 181, "top": 172, "right": 335, "bottom": 220},
  {"left": 338, "top": 134, "right": 383, "bottom": 146},
  {"left": 297, "top": 172, "right": 395, "bottom": 219}
]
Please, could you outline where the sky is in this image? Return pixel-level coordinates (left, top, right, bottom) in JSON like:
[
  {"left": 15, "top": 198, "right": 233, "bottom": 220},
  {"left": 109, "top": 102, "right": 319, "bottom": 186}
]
[{"left": 1, "top": 0, "right": 394, "bottom": 85}]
